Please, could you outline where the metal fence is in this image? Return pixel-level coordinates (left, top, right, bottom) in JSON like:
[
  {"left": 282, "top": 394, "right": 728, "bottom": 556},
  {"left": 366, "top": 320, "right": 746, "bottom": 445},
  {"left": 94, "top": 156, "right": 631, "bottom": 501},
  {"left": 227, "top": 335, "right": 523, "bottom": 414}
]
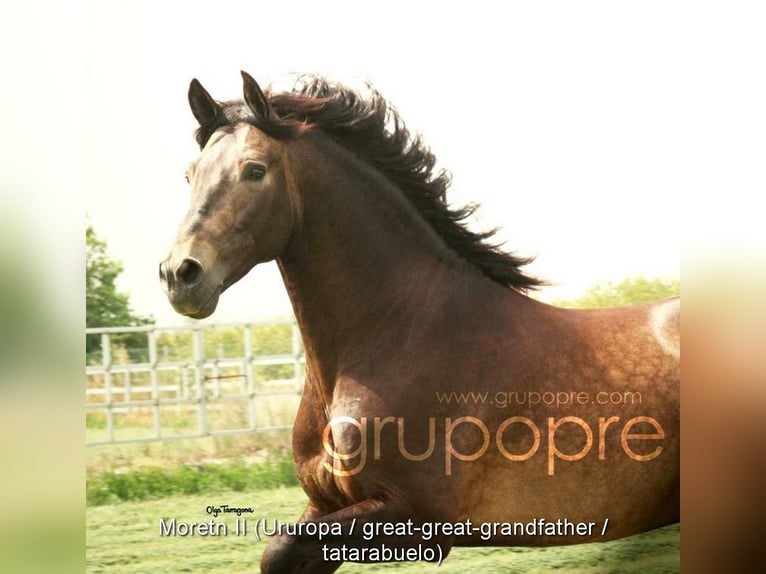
[{"left": 85, "top": 320, "right": 305, "bottom": 446}]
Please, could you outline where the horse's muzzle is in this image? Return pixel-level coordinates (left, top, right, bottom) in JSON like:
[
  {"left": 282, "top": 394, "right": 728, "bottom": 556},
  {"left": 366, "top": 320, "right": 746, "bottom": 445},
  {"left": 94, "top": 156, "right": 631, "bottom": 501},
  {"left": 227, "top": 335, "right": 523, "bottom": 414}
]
[{"left": 159, "top": 258, "right": 221, "bottom": 318}]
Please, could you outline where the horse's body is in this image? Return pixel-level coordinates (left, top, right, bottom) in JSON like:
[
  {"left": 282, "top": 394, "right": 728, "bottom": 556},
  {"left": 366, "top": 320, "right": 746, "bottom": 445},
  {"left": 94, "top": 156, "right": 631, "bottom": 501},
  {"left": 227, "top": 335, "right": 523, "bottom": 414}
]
[{"left": 160, "top": 73, "right": 679, "bottom": 572}]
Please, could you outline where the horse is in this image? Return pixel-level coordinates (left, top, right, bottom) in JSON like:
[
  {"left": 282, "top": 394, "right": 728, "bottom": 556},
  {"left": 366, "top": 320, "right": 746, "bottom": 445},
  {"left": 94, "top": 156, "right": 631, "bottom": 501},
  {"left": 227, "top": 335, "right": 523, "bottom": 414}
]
[{"left": 160, "top": 72, "right": 680, "bottom": 573}]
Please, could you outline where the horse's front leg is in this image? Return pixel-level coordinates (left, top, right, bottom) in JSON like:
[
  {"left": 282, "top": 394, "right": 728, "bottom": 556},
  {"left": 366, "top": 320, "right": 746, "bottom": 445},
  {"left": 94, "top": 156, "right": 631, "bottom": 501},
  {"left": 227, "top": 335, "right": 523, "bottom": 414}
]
[
  {"left": 260, "top": 502, "right": 340, "bottom": 574},
  {"left": 260, "top": 497, "right": 451, "bottom": 573}
]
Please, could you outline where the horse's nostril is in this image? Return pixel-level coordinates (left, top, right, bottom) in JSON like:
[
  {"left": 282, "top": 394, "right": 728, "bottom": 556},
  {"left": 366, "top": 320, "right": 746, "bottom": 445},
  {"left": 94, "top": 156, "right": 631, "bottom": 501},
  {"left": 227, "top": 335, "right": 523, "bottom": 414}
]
[{"left": 176, "top": 258, "right": 203, "bottom": 286}]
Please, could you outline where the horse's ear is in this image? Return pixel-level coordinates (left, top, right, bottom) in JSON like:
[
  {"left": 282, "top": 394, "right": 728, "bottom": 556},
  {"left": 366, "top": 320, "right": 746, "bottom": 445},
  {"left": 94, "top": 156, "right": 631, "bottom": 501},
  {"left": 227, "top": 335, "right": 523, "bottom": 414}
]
[
  {"left": 241, "top": 71, "right": 276, "bottom": 120},
  {"left": 188, "top": 78, "right": 222, "bottom": 126}
]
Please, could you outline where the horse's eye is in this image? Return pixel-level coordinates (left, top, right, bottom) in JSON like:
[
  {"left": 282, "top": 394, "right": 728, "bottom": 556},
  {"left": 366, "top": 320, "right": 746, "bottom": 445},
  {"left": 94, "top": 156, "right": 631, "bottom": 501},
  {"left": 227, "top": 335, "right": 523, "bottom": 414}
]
[
  {"left": 184, "top": 173, "right": 190, "bottom": 184},
  {"left": 243, "top": 163, "right": 267, "bottom": 181}
]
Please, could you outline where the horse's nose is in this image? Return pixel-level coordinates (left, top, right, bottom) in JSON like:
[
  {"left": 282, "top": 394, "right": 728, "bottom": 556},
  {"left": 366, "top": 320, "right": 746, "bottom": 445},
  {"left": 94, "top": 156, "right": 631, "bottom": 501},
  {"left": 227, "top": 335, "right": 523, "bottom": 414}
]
[
  {"left": 159, "top": 258, "right": 204, "bottom": 290},
  {"left": 176, "top": 258, "right": 203, "bottom": 286}
]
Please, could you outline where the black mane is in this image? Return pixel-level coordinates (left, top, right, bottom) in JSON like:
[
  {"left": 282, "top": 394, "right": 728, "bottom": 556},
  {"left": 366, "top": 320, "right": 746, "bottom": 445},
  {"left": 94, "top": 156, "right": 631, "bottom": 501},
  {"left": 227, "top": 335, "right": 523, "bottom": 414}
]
[{"left": 194, "top": 76, "right": 544, "bottom": 291}]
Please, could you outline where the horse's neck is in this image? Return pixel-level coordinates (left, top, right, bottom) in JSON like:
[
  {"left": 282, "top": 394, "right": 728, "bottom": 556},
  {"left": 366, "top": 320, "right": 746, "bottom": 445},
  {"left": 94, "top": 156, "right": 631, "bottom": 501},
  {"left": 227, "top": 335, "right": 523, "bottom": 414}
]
[{"left": 277, "top": 136, "right": 490, "bottom": 390}]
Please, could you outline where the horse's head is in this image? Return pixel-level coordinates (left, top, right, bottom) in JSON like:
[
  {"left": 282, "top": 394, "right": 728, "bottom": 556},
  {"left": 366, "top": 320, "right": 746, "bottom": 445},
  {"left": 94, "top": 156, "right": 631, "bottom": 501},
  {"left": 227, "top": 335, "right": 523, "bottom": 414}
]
[{"left": 160, "top": 73, "right": 297, "bottom": 319}]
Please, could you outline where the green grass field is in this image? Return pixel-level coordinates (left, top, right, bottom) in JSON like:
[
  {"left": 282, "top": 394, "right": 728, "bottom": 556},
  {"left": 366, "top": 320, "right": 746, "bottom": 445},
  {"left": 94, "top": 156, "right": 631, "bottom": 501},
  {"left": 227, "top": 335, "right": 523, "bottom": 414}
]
[{"left": 86, "top": 486, "right": 679, "bottom": 573}]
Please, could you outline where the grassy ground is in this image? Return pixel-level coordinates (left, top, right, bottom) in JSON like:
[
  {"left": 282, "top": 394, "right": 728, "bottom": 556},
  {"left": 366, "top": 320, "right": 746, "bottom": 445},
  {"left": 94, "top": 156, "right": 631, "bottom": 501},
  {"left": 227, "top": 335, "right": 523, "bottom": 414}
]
[
  {"left": 86, "top": 486, "right": 679, "bottom": 573},
  {"left": 86, "top": 420, "right": 679, "bottom": 572},
  {"left": 86, "top": 426, "right": 293, "bottom": 474}
]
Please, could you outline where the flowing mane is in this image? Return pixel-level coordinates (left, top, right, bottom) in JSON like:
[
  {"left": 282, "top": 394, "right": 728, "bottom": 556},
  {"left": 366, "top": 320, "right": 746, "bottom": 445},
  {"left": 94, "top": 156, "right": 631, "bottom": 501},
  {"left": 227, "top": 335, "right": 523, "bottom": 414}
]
[{"left": 194, "top": 75, "right": 543, "bottom": 291}]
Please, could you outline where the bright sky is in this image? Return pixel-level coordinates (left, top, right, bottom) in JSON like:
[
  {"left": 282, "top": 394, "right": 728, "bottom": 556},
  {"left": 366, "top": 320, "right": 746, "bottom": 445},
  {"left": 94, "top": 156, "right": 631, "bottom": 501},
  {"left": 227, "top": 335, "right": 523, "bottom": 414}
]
[{"left": 83, "top": 1, "right": 688, "bottom": 326}]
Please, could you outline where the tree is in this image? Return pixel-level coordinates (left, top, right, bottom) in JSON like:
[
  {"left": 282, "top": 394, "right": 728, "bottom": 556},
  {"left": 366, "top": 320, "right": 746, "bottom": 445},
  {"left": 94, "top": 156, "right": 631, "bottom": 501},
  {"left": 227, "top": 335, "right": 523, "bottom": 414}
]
[
  {"left": 556, "top": 277, "right": 680, "bottom": 308},
  {"left": 86, "top": 225, "right": 153, "bottom": 360}
]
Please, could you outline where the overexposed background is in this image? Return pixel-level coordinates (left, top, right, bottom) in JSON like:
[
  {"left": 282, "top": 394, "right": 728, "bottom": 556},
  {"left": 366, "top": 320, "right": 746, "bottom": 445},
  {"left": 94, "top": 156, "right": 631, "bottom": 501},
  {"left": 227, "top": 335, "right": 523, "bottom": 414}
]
[
  {"left": 4, "top": 3, "right": 764, "bottom": 332},
  {"left": 80, "top": 1, "right": 693, "bottom": 325},
  {"left": 80, "top": 1, "right": 692, "bottom": 326}
]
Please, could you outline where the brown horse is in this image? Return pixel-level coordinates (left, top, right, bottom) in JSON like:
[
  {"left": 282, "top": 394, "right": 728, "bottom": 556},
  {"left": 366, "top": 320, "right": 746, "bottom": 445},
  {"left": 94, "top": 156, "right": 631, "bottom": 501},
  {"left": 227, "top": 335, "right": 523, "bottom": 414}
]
[{"left": 160, "top": 72, "right": 679, "bottom": 572}]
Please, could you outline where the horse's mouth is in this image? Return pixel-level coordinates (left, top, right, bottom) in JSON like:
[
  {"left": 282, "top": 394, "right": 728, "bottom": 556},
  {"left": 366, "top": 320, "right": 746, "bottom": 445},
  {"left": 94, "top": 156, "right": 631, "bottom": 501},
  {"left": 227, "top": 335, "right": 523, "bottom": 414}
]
[{"left": 175, "top": 285, "right": 222, "bottom": 319}]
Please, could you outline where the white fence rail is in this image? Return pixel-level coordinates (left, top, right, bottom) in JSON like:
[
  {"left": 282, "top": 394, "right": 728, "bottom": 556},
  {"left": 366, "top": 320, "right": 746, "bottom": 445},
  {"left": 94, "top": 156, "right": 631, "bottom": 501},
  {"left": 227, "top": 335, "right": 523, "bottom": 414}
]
[{"left": 85, "top": 321, "right": 305, "bottom": 446}]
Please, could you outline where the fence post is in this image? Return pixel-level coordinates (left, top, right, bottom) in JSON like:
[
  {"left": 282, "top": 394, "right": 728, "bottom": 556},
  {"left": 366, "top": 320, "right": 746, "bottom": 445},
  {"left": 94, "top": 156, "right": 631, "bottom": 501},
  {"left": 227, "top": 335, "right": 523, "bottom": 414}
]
[
  {"left": 291, "top": 323, "right": 303, "bottom": 384},
  {"left": 214, "top": 342, "right": 223, "bottom": 396},
  {"left": 124, "top": 370, "right": 132, "bottom": 409},
  {"left": 193, "top": 329, "right": 208, "bottom": 436},
  {"left": 244, "top": 325, "right": 256, "bottom": 430},
  {"left": 148, "top": 329, "right": 160, "bottom": 439},
  {"left": 101, "top": 332, "right": 114, "bottom": 442}
]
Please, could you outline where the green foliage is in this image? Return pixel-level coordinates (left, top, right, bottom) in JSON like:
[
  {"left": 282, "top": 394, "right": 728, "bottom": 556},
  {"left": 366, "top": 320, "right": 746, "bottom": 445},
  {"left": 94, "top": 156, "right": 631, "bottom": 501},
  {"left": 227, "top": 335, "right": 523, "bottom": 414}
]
[
  {"left": 556, "top": 277, "right": 680, "bottom": 309},
  {"left": 86, "top": 455, "right": 298, "bottom": 506},
  {"left": 154, "top": 323, "right": 297, "bottom": 381},
  {"left": 251, "top": 323, "right": 297, "bottom": 381},
  {"left": 154, "top": 331, "right": 194, "bottom": 362},
  {"left": 0, "top": 209, "right": 67, "bottom": 378},
  {"left": 85, "top": 411, "right": 107, "bottom": 429},
  {"left": 86, "top": 224, "right": 153, "bottom": 361},
  {"left": 251, "top": 323, "right": 293, "bottom": 356}
]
